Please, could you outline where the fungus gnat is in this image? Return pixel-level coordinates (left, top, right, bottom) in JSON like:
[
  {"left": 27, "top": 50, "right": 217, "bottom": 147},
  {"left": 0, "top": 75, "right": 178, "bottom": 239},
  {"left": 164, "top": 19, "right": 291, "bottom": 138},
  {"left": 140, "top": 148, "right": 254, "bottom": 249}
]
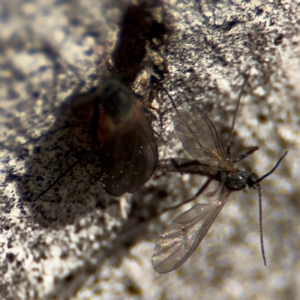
[
  {"left": 93, "top": 78, "right": 158, "bottom": 196},
  {"left": 151, "top": 77, "right": 287, "bottom": 274},
  {"left": 32, "top": 77, "right": 158, "bottom": 201}
]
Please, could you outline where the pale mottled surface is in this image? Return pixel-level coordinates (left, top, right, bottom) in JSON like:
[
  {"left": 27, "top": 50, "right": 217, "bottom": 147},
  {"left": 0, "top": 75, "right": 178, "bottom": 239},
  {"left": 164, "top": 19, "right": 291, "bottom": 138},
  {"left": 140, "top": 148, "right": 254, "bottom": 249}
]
[{"left": 0, "top": 0, "right": 300, "bottom": 299}]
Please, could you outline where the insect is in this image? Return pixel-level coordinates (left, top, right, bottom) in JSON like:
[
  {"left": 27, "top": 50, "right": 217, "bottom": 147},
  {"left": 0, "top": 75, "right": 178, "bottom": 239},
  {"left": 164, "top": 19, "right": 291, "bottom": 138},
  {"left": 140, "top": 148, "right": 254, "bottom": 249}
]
[
  {"left": 93, "top": 77, "right": 158, "bottom": 196},
  {"left": 31, "top": 77, "right": 158, "bottom": 201},
  {"left": 151, "top": 78, "right": 287, "bottom": 273}
]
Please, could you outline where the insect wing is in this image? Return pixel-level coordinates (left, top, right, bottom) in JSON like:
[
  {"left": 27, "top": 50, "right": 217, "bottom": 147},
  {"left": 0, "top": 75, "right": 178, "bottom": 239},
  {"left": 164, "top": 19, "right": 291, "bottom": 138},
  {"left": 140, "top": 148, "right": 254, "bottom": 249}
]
[
  {"left": 152, "top": 187, "right": 231, "bottom": 273},
  {"left": 173, "top": 105, "right": 229, "bottom": 168},
  {"left": 100, "top": 104, "right": 158, "bottom": 196}
]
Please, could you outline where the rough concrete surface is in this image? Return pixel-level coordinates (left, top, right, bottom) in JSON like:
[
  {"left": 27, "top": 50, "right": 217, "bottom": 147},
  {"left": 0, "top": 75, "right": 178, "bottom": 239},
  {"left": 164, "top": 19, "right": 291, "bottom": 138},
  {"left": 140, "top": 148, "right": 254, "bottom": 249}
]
[{"left": 0, "top": 0, "right": 300, "bottom": 299}]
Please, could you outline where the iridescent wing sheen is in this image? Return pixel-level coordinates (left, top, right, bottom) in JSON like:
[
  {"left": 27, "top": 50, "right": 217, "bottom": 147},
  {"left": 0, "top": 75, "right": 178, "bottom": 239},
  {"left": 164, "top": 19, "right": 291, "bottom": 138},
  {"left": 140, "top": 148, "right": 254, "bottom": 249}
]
[
  {"left": 173, "top": 105, "right": 230, "bottom": 169},
  {"left": 151, "top": 186, "right": 231, "bottom": 273},
  {"left": 99, "top": 104, "right": 158, "bottom": 196}
]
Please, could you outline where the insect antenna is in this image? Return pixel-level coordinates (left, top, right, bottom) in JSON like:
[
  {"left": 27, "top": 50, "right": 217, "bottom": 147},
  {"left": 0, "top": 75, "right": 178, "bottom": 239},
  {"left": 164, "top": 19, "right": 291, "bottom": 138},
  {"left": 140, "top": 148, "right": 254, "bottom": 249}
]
[
  {"left": 253, "top": 150, "right": 288, "bottom": 265},
  {"left": 253, "top": 151, "right": 288, "bottom": 185},
  {"left": 256, "top": 182, "right": 267, "bottom": 265}
]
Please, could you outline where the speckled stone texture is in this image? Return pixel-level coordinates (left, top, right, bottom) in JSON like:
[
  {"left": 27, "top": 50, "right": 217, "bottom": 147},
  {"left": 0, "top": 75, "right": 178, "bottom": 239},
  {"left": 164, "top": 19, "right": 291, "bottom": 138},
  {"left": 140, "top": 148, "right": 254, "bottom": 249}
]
[{"left": 0, "top": 0, "right": 300, "bottom": 299}]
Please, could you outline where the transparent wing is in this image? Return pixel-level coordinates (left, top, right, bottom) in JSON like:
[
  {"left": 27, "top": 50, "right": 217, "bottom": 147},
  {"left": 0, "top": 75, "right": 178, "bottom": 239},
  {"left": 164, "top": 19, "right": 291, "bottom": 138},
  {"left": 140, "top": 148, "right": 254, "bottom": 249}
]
[
  {"left": 151, "top": 187, "right": 231, "bottom": 273},
  {"left": 173, "top": 105, "right": 229, "bottom": 168},
  {"left": 100, "top": 105, "right": 158, "bottom": 196}
]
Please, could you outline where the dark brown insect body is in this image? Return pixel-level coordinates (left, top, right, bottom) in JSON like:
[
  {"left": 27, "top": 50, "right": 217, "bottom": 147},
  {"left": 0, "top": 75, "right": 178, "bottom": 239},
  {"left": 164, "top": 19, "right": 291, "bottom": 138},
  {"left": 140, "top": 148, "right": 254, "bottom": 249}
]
[
  {"left": 93, "top": 78, "right": 158, "bottom": 196},
  {"left": 151, "top": 92, "right": 287, "bottom": 274}
]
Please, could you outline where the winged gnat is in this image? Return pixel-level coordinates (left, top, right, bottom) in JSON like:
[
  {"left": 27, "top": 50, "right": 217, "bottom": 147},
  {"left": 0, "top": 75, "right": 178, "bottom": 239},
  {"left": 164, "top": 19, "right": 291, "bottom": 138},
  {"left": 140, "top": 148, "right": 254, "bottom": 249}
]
[
  {"left": 152, "top": 83, "right": 287, "bottom": 274},
  {"left": 93, "top": 78, "right": 158, "bottom": 196}
]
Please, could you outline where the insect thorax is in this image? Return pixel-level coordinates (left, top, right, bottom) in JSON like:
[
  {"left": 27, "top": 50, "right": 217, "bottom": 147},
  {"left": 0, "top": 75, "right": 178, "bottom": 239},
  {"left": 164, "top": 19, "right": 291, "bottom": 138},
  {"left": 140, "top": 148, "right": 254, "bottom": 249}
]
[
  {"left": 99, "top": 80, "right": 135, "bottom": 124},
  {"left": 225, "top": 169, "right": 256, "bottom": 191}
]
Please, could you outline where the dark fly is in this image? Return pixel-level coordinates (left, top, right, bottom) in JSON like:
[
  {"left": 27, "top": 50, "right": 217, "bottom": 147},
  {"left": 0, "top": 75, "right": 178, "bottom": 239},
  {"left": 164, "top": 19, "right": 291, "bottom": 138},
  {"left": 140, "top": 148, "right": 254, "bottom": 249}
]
[
  {"left": 31, "top": 78, "right": 158, "bottom": 201},
  {"left": 93, "top": 78, "right": 158, "bottom": 196},
  {"left": 151, "top": 79, "right": 287, "bottom": 273}
]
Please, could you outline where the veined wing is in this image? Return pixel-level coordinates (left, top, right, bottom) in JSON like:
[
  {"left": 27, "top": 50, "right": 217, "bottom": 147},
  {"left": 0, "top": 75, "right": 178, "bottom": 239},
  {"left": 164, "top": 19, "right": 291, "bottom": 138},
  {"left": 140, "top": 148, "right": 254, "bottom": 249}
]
[
  {"left": 173, "top": 105, "right": 229, "bottom": 168},
  {"left": 100, "top": 104, "right": 158, "bottom": 196},
  {"left": 152, "top": 187, "right": 231, "bottom": 273}
]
